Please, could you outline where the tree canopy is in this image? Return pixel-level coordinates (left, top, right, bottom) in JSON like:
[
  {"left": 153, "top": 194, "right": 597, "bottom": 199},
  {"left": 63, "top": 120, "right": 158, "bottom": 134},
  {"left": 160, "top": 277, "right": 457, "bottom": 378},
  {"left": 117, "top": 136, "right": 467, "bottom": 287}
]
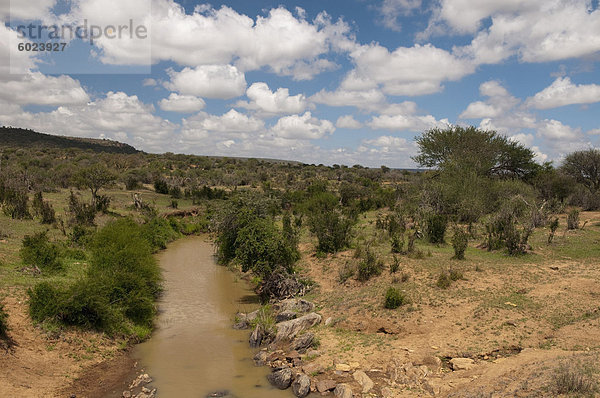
[
  {"left": 561, "top": 149, "right": 600, "bottom": 192},
  {"left": 413, "top": 126, "right": 538, "bottom": 179}
]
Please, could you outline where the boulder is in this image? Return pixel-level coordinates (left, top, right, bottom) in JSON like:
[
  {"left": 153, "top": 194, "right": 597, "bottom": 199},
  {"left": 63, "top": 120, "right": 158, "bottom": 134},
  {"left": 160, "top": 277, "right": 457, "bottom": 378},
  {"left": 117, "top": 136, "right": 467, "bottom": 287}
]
[
  {"left": 291, "top": 333, "right": 314, "bottom": 353},
  {"left": 276, "top": 310, "right": 298, "bottom": 323},
  {"left": 273, "top": 298, "right": 315, "bottom": 314},
  {"left": 316, "top": 379, "right": 337, "bottom": 393},
  {"left": 267, "top": 368, "right": 293, "bottom": 390},
  {"left": 334, "top": 383, "right": 353, "bottom": 398},
  {"left": 259, "top": 271, "right": 305, "bottom": 300},
  {"left": 275, "top": 313, "right": 321, "bottom": 342},
  {"left": 253, "top": 350, "right": 268, "bottom": 366},
  {"left": 292, "top": 374, "right": 311, "bottom": 398},
  {"left": 450, "top": 357, "right": 475, "bottom": 371},
  {"left": 353, "top": 370, "right": 374, "bottom": 393},
  {"left": 249, "top": 324, "right": 264, "bottom": 348}
]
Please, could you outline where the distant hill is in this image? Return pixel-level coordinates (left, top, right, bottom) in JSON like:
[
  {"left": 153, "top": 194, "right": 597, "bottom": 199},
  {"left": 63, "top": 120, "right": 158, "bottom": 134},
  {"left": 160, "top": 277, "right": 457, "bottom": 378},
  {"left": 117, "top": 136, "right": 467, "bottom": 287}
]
[{"left": 0, "top": 127, "right": 140, "bottom": 154}]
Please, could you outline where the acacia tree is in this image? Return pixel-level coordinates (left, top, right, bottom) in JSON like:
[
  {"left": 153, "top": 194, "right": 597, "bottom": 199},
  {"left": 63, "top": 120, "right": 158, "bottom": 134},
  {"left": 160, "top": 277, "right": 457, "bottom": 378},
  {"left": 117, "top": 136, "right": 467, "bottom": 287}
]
[
  {"left": 413, "top": 126, "right": 538, "bottom": 179},
  {"left": 75, "top": 164, "right": 116, "bottom": 208},
  {"left": 561, "top": 149, "right": 600, "bottom": 192}
]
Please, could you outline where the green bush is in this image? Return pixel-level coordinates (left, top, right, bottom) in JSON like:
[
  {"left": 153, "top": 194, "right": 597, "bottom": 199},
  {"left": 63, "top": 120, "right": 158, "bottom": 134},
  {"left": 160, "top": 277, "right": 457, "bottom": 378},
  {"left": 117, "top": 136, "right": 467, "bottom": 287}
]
[
  {"left": 384, "top": 287, "right": 406, "bottom": 309},
  {"left": 20, "top": 232, "right": 63, "bottom": 272},
  {"left": 437, "top": 272, "right": 452, "bottom": 289},
  {"left": 68, "top": 191, "right": 95, "bottom": 226},
  {"left": 451, "top": 227, "right": 468, "bottom": 260},
  {"left": 390, "top": 254, "right": 400, "bottom": 273},
  {"left": 153, "top": 179, "right": 169, "bottom": 194},
  {"left": 425, "top": 214, "right": 447, "bottom": 244},
  {"left": 29, "top": 219, "right": 162, "bottom": 335},
  {"left": 308, "top": 208, "right": 354, "bottom": 254},
  {"left": 390, "top": 233, "right": 404, "bottom": 254},
  {"left": 548, "top": 218, "right": 559, "bottom": 244},
  {"left": 141, "top": 217, "right": 180, "bottom": 251},
  {"left": 357, "top": 247, "right": 384, "bottom": 282}
]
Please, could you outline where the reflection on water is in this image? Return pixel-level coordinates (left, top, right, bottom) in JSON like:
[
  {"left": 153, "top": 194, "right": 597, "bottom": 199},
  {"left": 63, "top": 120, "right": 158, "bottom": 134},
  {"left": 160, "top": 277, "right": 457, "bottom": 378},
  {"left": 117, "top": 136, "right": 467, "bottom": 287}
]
[{"left": 133, "top": 237, "right": 287, "bottom": 398}]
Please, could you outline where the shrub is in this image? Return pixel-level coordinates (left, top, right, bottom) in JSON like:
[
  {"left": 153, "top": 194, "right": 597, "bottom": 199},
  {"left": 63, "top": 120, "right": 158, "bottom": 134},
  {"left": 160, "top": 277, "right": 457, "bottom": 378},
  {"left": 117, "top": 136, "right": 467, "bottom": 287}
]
[
  {"left": 357, "top": 247, "right": 384, "bottom": 282},
  {"left": 32, "top": 192, "right": 56, "bottom": 224},
  {"left": 338, "top": 261, "right": 356, "bottom": 283},
  {"left": 28, "top": 282, "right": 63, "bottom": 323},
  {"left": 308, "top": 208, "right": 354, "bottom": 254},
  {"left": 425, "top": 214, "right": 447, "bottom": 244},
  {"left": 235, "top": 217, "right": 298, "bottom": 277},
  {"left": 1, "top": 187, "right": 29, "bottom": 219},
  {"left": 548, "top": 218, "right": 559, "bottom": 244},
  {"left": 451, "top": 227, "right": 469, "bottom": 260},
  {"left": 154, "top": 179, "right": 169, "bottom": 194},
  {"left": 553, "top": 360, "right": 598, "bottom": 395},
  {"left": 384, "top": 287, "right": 406, "bottom": 309},
  {"left": 389, "top": 255, "right": 400, "bottom": 273},
  {"left": 567, "top": 208, "right": 580, "bottom": 230},
  {"left": 169, "top": 186, "right": 182, "bottom": 199},
  {"left": 141, "top": 217, "right": 180, "bottom": 251},
  {"left": 95, "top": 194, "right": 111, "bottom": 213},
  {"left": 437, "top": 272, "right": 452, "bottom": 289},
  {"left": 20, "top": 232, "right": 63, "bottom": 272},
  {"left": 170, "top": 199, "right": 178, "bottom": 209},
  {"left": 68, "top": 191, "right": 95, "bottom": 226},
  {"left": 69, "top": 225, "right": 94, "bottom": 248},
  {"left": 390, "top": 233, "right": 404, "bottom": 254}
]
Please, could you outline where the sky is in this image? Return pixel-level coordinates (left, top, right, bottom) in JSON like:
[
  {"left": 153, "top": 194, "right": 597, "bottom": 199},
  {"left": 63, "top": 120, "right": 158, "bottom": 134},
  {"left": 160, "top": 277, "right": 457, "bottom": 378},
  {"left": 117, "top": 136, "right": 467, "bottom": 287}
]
[{"left": 0, "top": 0, "right": 599, "bottom": 168}]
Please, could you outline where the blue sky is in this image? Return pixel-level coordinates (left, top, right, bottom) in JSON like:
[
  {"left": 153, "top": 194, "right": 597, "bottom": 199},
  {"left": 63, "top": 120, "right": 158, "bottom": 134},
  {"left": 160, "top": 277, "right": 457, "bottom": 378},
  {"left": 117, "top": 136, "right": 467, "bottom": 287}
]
[{"left": 1, "top": 0, "right": 599, "bottom": 167}]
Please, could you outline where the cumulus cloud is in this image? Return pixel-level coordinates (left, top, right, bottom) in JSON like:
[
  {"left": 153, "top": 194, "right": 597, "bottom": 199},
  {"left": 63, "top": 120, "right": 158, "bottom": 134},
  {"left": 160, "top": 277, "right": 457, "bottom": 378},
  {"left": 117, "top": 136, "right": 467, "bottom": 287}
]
[
  {"left": 460, "top": 80, "right": 520, "bottom": 119},
  {"left": 311, "top": 88, "right": 386, "bottom": 111},
  {"left": 159, "top": 93, "right": 205, "bottom": 113},
  {"left": 527, "top": 77, "right": 600, "bottom": 109},
  {"left": 432, "top": 0, "right": 600, "bottom": 64},
  {"left": 0, "top": 72, "right": 89, "bottom": 106},
  {"left": 62, "top": 1, "right": 352, "bottom": 80},
  {"left": 165, "top": 65, "right": 247, "bottom": 99},
  {"left": 368, "top": 114, "right": 446, "bottom": 131},
  {"left": 336, "top": 115, "right": 362, "bottom": 129},
  {"left": 378, "top": 0, "right": 422, "bottom": 31},
  {"left": 342, "top": 43, "right": 475, "bottom": 96},
  {"left": 271, "top": 112, "right": 335, "bottom": 140},
  {"left": 236, "top": 82, "right": 307, "bottom": 116}
]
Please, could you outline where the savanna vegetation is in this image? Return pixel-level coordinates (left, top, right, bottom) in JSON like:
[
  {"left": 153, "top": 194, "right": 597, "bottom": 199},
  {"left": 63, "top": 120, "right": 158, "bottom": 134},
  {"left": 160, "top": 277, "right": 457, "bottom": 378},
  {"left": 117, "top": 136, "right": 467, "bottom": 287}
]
[{"left": 2, "top": 125, "right": 600, "bottom": 396}]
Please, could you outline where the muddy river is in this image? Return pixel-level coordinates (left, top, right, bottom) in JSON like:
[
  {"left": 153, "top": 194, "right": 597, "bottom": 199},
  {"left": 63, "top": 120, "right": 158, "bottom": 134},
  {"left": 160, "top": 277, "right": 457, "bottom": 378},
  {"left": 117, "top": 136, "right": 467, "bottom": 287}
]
[{"left": 132, "top": 237, "right": 287, "bottom": 397}]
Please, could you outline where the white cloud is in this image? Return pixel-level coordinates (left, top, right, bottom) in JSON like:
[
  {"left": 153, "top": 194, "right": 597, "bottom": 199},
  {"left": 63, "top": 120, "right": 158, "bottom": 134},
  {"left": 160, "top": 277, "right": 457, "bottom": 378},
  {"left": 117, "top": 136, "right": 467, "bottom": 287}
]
[
  {"left": 537, "top": 119, "right": 583, "bottom": 141},
  {"left": 271, "top": 112, "right": 335, "bottom": 140},
  {"left": 342, "top": 43, "right": 475, "bottom": 96},
  {"left": 378, "top": 0, "right": 422, "bottom": 31},
  {"left": 460, "top": 80, "right": 520, "bottom": 119},
  {"left": 143, "top": 78, "right": 157, "bottom": 87},
  {"left": 336, "top": 115, "right": 362, "bottom": 129},
  {"left": 65, "top": 1, "right": 352, "bottom": 80},
  {"left": 440, "top": 0, "right": 600, "bottom": 64},
  {"left": 527, "top": 77, "right": 600, "bottom": 109},
  {"left": 368, "top": 114, "right": 446, "bottom": 131},
  {"left": 182, "top": 109, "right": 264, "bottom": 139},
  {"left": 159, "top": 93, "right": 205, "bottom": 113},
  {"left": 311, "top": 88, "right": 386, "bottom": 111},
  {"left": 0, "top": 0, "right": 56, "bottom": 20},
  {"left": 236, "top": 82, "right": 307, "bottom": 116},
  {"left": 0, "top": 72, "right": 89, "bottom": 106},
  {"left": 165, "top": 65, "right": 247, "bottom": 99}
]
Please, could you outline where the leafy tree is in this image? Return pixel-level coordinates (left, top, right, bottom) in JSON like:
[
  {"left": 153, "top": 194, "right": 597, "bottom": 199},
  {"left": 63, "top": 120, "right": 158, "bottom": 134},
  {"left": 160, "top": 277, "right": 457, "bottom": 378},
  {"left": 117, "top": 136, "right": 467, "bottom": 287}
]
[
  {"left": 561, "top": 149, "right": 600, "bottom": 192},
  {"left": 74, "top": 163, "right": 116, "bottom": 208},
  {"left": 414, "top": 126, "right": 537, "bottom": 179}
]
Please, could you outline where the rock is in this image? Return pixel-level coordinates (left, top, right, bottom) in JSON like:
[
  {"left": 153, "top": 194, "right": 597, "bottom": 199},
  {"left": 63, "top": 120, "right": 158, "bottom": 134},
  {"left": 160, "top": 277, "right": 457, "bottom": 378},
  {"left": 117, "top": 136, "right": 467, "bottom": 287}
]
[
  {"left": 333, "top": 383, "right": 353, "bottom": 398},
  {"left": 316, "top": 379, "right": 337, "bottom": 392},
  {"left": 250, "top": 324, "right": 264, "bottom": 348},
  {"left": 450, "top": 357, "right": 475, "bottom": 371},
  {"left": 306, "top": 349, "right": 320, "bottom": 357},
  {"left": 276, "top": 310, "right": 298, "bottom": 323},
  {"left": 292, "top": 374, "right": 311, "bottom": 397},
  {"left": 291, "top": 333, "right": 314, "bottom": 353},
  {"left": 335, "top": 363, "right": 351, "bottom": 372},
  {"left": 302, "top": 361, "right": 324, "bottom": 375},
  {"left": 273, "top": 298, "right": 315, "bottom": 314},
  {"left": 274, "top": 313, "right": 321, "bottom": 342},
  {"left": 206, "top": 391, "right": 234, "bottom": 397},
  {"left": 381, "top": 387, "right": 394, "bottom": 398},
  {"left": 254, "top": 350, "right": 268, "bottom": 366},
  {"left": 324, "top": 317, "right": 333, "bottom": 326},
  {"left": 353, "top": 370, "right": 374, "bottom": 393},
  {"left": 286, "top": 350, "right": 301, "bottom": 360},
  {"left": 123, "top": 392, "right": 131, "bottom": 398},
  {"left": 141, "top": 387, "right": 151, "bottom": 393},
  {"left": 267, "top": 368, "right": 293, "bottom": 390},
  {"left": 234, "top": 310, "right": 259, "bottom": 329}
]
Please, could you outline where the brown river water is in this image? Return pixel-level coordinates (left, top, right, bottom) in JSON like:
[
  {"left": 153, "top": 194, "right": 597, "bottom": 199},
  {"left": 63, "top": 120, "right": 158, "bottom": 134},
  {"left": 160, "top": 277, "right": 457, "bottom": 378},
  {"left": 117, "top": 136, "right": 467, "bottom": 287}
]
[{"left": 131, "top": 237, "right": 288, "bottom": 398}]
